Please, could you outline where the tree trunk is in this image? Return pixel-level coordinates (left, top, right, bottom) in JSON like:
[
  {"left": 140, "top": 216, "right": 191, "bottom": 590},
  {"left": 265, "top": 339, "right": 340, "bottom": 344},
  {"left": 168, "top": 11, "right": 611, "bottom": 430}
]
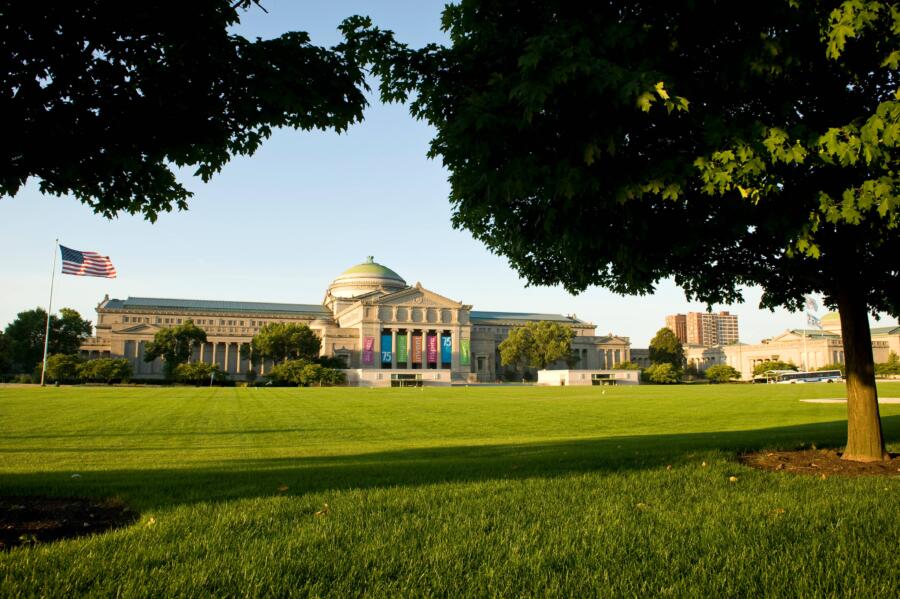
[{"left": 836, "top": 287, "right": 889, "bottom": 462}]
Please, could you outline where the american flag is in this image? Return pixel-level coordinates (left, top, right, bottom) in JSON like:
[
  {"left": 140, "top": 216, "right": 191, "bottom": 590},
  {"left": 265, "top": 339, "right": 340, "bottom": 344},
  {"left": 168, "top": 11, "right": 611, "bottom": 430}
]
[{"left": 60, "top": 245, "right": 117, "bottom": 278}]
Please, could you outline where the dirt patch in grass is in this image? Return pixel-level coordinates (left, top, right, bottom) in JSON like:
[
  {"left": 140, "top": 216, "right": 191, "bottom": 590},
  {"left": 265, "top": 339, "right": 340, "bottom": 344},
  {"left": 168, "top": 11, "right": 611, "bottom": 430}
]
[
  {"left": 740, "top": 449, "right": 900, "bottom": 477},
  {"left": 0, "top": 496, "right": 137, "bottom": 551}
]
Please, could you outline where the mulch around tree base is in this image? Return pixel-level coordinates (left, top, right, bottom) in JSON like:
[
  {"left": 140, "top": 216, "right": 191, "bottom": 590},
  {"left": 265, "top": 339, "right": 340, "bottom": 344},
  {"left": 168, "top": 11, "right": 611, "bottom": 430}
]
[
  {"left": 0, "top": 496, "right": 137, "bottom": 551},
  {"left": 740, "top": 449, "right": 900, "bottom": 477}
]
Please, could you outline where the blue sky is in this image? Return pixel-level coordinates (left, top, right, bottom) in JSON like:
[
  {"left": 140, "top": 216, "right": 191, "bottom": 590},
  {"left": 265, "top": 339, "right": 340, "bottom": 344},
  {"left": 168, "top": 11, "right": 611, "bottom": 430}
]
[{"left": 1, "top": 1, "right": 891, "bottom": 346}]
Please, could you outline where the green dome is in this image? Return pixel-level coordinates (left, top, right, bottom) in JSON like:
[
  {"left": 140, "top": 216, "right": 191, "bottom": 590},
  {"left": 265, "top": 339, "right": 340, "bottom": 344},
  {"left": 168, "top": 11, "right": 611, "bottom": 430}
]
[
  {"left": 338, "top": 256, "right": 404, "bottom": 281},
  {"left": 327, "top": 257, "right": 407, "bottom": 300}
]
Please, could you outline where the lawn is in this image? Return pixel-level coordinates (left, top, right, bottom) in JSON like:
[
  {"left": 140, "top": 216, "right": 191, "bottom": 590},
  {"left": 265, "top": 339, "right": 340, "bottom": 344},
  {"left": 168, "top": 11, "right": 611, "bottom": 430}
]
[{"left": 1, "top": 383, "right": 898, "bottom": 597}]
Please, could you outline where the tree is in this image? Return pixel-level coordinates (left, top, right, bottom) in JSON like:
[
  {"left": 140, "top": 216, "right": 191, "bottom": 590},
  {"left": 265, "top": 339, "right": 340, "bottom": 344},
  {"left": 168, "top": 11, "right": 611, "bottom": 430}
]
[
  {"left": 752, "top": 361, "right": 798, "bottom": 377},
  {"left": 143, "top": 321, "right": 207, "bottom": 377},
  {"left": 648, "top": 328, "right": 685, "bottom": 369},
  {"left": 78, "top": 358, "right": 132, "bottom": 384},
  {"left": 615, "top": 361, "right": 641, "bottom": 370},
  {"left": 644, "top": 363, "right": 681, "bottom": 384},
  {"left": 251, "top": 323, "right": 321, "bottom": 365},
  {"left": 345, "top": 1, "right": 900, "bottom": 460},
  {"left": 1, "top": 2, "right": 368, "bottom": 221},
  {"left": 44, "top": 353, "right": 84, "bottom": 384},
  {"left": 499, "top": 321, "right": 574, "bottom": 371},
  {"left": 705, "top": 364, "right": 741, "bottom": 384},
  {"left": 817, "top": 363, "right": 846, "bottom": 375},
  {"left": 3, "top": 307, "right": 92, "bottom": 373},
  {"left": 0, "top": 331, "right": 9, "bottom": 373}
]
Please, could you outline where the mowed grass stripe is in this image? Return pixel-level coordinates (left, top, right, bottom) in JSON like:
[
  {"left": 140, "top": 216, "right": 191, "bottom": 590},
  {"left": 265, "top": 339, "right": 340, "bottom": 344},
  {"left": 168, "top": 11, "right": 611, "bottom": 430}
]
[{"left": 0, "top": 384, "right": 898, "bottom": 597}]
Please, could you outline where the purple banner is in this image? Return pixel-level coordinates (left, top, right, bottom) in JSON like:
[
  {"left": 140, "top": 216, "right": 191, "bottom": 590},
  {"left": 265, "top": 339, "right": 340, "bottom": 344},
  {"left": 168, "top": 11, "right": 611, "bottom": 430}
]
[
  {"left": 426, "top": 334, "right": 438, "bottom": 364},
  {"left": 362, "top": 336, "right": 375, "bottom": 365}
]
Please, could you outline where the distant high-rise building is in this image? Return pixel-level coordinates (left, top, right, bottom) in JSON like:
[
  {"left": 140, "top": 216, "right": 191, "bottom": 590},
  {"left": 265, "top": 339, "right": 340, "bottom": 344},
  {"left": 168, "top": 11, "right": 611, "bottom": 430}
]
[
  {"left": 665, "top": 314, "right": 687, "bottom": 343},
  {"left": 665, "top": 311, "right": 739, "bottom": 346}
]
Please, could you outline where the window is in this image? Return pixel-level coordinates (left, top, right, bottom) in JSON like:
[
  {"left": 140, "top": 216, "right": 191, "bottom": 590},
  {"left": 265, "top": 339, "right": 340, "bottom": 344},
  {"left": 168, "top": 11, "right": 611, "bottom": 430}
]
[{"left": 123, "top": 316, "right": 129, "bottom": 323}]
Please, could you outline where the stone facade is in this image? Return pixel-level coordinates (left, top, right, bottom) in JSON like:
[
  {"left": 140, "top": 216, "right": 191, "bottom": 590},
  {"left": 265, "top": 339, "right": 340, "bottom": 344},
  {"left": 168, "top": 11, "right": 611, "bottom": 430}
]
[{"left": 79, "top": 257, "right": 631, "bottom": 384}]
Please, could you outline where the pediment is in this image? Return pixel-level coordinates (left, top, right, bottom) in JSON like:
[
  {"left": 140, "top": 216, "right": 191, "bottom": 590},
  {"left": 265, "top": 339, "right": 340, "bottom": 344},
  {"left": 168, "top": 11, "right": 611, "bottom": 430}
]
[
  {"left": 115, "top": 323, "right": 162, "bottom": 334},
  {"left": 374, "top": 284, "right": 464, "bottom": 309}
]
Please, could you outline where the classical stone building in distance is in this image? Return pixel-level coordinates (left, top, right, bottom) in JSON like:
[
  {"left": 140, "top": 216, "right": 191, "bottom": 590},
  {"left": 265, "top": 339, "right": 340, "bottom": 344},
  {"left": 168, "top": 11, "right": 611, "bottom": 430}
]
[
  {"left": 681, "top": 312, "right": 900, "bottom": 380},
  {"left": 79, "top": 257, "right": 632, "bottom": 385}
]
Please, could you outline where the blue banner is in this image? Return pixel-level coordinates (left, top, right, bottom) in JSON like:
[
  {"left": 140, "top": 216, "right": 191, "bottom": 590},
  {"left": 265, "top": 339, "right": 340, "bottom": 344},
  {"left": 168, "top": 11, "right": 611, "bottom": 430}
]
[
  {"left": 381, "top": 333, "right": 392, "bottom": 365},
  {"left": 441, "top": 334, "right": 452, "bottom": 365}
]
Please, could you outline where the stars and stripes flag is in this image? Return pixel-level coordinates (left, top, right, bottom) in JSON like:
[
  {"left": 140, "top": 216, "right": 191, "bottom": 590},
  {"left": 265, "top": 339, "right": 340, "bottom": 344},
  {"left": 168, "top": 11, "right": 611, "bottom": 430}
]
[{"left": 60, "top": 245, "right": 117, "bottom": 278}]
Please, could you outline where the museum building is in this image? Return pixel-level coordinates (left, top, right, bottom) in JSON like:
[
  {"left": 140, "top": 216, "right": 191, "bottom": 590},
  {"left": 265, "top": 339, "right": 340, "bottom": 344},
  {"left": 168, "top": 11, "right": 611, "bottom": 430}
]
[{"left": 79, "top": 258, "right": 632, "bottom": 384}]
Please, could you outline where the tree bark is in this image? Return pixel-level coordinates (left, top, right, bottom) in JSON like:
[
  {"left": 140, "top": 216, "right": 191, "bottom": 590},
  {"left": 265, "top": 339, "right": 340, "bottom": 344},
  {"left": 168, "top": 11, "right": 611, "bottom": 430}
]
[{"left": 836, "top": 287, "right": 889, "bottom": 462}]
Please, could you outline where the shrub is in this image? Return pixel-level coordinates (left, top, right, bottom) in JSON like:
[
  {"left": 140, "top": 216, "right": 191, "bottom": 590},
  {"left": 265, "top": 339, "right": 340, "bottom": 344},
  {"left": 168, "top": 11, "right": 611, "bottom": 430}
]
[
  {"left": 11, "top": 373, "right": 34, "bottom": 384},
  {"left": 643, "top": 363, "right": 681, "bottom": 384},
  {"left": 174, "top": 362, "right": 223, "bottom": 385},
  {"left": 616, "top": 361, "right": 641, "bottom": 370},
  {"left": 44, "top": 353, "right": 84, "bottom": 384},
  {"left": 875, "top": 352, "right": 900, "bottom": 376},
  {"left": 268, "top": 359, "right": 346, "bottom": 386},
  {"left": 78, "top": 358, "right": 133, "bottom": 384},
  {"left": 752, "top": 360, "right": 797, "bottom": 376},
  {"left": 705, "top": 364, "right": 741, "bottom": 384}
]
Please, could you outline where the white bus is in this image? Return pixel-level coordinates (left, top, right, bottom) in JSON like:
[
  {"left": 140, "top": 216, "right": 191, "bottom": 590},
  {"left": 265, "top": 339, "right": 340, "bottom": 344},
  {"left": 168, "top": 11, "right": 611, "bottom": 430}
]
[{"left": 774, "top": 369, "right": 843, "bottom": 384}]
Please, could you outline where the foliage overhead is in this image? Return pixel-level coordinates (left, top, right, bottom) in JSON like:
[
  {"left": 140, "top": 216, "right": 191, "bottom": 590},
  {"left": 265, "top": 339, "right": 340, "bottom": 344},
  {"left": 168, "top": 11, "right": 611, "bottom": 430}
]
[
  {"left": 2, "top": 307, "right": 91, "bottom": 373},
  {"left": 1, "top": 1, "right": 369, "bottom": 221},
  {"left": 499, "top": 321, "right": 574, "bottom": 370},
  {"left": 341, "top": 1, "right": 900, "bottom": 316},
  {"left": 144, "top": 321, "right": 207, "bottom": 376},
  {"left": 648, "top": 328, "right": 686, "bottom": 369},
  {"left": 251, "top": 323, "right": 321, "bottom": 365}
]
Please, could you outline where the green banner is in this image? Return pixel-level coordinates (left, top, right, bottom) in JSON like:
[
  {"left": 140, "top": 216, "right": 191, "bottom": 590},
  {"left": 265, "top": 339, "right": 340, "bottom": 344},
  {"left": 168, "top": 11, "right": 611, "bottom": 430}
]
[
  {"left": 397, "top": 333, "right": 408, "bottom": 363},
  {"left": 460, "top": 339, "right": 470, "bottom": 366}
]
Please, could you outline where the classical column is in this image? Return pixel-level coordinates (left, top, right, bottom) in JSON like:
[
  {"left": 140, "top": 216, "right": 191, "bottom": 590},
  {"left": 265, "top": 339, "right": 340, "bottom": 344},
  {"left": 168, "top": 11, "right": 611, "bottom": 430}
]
[
  {"left": 235, "top": 343, "right": 241, "bottom": 374},
  {"left": 224, "top": 343, "right": 230, "bottom": 373},
  {"left": 451, "top": 328, "right": 460, "bottom": 372},
  {"left": 199, "top": 343, "right": 205, "bottom": 364},
  {"left": 406, "top": 330, "right": 412, "bottom": 369},
  {"left": 391, "top": 329, "right": 398, "bottom": 369},
  {"left": 211, "top": 342, "right": 217, "bottom": 368}
]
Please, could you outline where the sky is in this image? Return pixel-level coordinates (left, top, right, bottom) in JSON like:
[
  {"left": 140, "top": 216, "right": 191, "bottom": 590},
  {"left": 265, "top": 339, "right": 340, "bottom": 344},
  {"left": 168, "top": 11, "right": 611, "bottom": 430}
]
[{"left": 1, "top": 1, "right": 894, "bottom": 347}]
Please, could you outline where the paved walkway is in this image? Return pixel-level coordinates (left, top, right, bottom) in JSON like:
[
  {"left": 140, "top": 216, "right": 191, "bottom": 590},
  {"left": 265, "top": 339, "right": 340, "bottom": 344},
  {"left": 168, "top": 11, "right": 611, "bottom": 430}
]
[{"left": 800, "top": 397, "right": 900, "bottom": 404}]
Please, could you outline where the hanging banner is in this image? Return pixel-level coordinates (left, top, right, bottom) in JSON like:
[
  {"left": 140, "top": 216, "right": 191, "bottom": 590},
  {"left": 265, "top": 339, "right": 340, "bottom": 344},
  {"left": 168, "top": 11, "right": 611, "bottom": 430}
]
[
  {"left": 362, "top": 336, "right": 375, "bottom": 365},
  {"left": 460, "top": 339, "right": 470, "bottom": 366},
  {"left": 412, "top": 334, "right": 423, "bottom": 363},
  {"left": 381, "top": 333, "right": 392, "bottom": 365},
  {"left": 441, "top": 335, "right": 452, "bottom": 365},
  {"left": 397, "top": 333, "right": 408, "bottom": 364},
  {"left": 426, "top": 334, "right": 438, "bottom": 364}
]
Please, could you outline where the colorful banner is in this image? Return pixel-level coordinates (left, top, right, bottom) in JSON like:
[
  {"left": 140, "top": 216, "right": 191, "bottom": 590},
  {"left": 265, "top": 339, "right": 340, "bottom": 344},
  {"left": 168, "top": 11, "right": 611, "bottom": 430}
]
[
  {"left": 397, "top": 333, "right": 408, "bottom": 363},
  {"left": 441, "top": 335, "right": 452, "bottom": 365},
  {"left": 381, "top": 333, "right": 392, "bottom": 365},
  {"left": 412, "top": 334, "right": 423, "bottom": 363},
  {"left": 460, "top": 339, "right": 470, "bottom": 366},
  {"left": 362, "top": 336, "right": 375, "bottom": 366},
  {"left": 426, "top": 334, "right": 438, "bottom": 364}
]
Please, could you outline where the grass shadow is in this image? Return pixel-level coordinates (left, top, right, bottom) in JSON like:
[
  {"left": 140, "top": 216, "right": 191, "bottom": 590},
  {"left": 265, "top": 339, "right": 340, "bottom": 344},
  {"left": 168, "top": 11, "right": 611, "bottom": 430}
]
[{"left": 1, "top": 416, "right": 897, "bottom": 512}]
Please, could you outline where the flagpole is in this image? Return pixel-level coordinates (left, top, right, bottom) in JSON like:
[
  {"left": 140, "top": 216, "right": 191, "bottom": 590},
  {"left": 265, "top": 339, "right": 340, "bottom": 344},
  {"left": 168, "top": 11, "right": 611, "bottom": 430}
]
[{"left": 39, "top": 239, "right": 59, "bottom": 387}]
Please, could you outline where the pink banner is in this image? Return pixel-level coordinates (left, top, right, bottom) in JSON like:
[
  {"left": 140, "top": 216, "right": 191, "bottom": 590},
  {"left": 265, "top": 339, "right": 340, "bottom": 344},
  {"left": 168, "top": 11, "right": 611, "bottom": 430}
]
[
  {"left": 363, "top": 336, "right": 375, "bottom": 365},
  {"left": 426, "top": 334, "right": 438, "bottom": 364}
]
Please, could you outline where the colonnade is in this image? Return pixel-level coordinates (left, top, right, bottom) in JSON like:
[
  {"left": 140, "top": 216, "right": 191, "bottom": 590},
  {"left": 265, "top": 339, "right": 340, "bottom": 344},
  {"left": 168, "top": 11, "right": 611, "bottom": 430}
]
[{"left": 379, "top": 328, "right": 456, "bottom": 370}]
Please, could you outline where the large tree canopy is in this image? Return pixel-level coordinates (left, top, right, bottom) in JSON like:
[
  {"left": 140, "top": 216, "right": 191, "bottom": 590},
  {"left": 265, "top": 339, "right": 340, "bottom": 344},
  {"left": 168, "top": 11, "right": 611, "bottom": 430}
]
[
  {"left": 251, "top": 323, "right": 321, "bottom": 365},
  {"left": 3, "top": 307, "right": 91, "bottom": 373},
  {"left": 144, "top": 321, "right": 207, "bottom": 377},
  {"left": 344, "top": 1, "right": 900, "bottom": 460},
  {"left": 648, "top": 328, "right": 686, "bottom": 369},
  {"left": 1, "top": 1, "right": 368, "bottom": 220},
  {"left": 499, "top": 320, "right": 574, "bottom": 370}
]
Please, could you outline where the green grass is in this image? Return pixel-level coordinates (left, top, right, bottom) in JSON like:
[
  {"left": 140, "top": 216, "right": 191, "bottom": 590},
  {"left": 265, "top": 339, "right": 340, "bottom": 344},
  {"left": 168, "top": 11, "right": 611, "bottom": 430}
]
[{"left": 1, "top": 383, "right": 898, "bottom": 597}]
